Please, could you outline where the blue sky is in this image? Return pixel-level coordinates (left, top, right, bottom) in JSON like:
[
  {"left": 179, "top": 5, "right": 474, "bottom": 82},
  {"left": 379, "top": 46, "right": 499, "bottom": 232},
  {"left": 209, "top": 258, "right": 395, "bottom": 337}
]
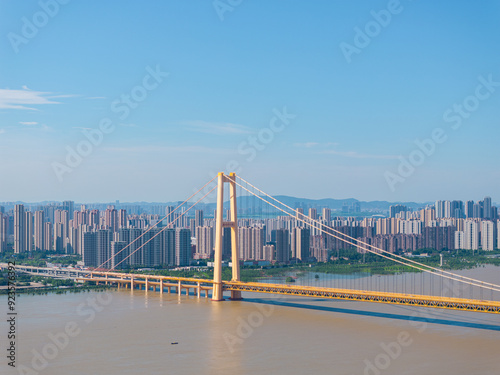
[{"left": 0, "top": 0, "right": 499, "bottom": 203}]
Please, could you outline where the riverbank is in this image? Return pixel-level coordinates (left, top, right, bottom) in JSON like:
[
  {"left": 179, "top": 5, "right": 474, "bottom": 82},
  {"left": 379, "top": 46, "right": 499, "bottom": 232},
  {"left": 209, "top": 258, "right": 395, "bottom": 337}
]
[{"left": 146, "top": 249, "right": 500, "bottom": 282}]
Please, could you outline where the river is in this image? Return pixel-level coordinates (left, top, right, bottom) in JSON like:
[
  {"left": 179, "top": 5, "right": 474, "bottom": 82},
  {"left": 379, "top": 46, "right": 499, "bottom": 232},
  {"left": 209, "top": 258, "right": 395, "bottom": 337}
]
[{"left": 1, "top": 266, "right": 499, "bottom": 375}]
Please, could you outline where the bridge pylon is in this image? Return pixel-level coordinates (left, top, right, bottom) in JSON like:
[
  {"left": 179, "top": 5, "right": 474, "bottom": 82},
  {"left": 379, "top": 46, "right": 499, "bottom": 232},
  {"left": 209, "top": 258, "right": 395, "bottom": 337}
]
[{"left": 212, "top": 172, "right": 242, "bottom": 301}]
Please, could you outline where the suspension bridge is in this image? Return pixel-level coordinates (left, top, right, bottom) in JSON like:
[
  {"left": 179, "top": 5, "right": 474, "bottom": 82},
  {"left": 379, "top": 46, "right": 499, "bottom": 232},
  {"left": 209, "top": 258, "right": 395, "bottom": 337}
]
[{"left": 20, "top": 173, "right": 500, "bottom": 314}]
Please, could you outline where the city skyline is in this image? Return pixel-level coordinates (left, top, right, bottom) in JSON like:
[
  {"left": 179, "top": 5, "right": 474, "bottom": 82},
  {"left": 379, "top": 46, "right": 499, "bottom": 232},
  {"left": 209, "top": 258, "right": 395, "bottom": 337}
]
[
  {"left": 1, "top": 1, "right": 499, "bottom": 203},
  {"left": 0, "top": 194, "right": 498, "bottom": 208},
  {"left": 1, "top": 195, "right": 498, "bottom": 267}
]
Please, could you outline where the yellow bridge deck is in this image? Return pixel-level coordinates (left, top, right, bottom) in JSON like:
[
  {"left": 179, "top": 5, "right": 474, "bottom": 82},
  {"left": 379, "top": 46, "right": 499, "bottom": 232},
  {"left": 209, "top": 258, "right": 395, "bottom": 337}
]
[{"left": 82, "top": 271, "right": 500, "bottom": 314}]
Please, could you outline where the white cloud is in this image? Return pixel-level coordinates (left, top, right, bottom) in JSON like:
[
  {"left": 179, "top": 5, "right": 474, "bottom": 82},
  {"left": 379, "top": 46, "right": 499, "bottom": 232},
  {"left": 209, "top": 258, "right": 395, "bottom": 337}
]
[
  {"left": 184, "top": 120, "right": 252, "bottom": 135},
  {"left": 16, "top": 122, "right": 54, "bottom": 132},
  {"left": 0, "top": 129, "right": 5, "bottom": 134},
  {"left": 0, "top": 87, "right": 61, "bottom": 110}
]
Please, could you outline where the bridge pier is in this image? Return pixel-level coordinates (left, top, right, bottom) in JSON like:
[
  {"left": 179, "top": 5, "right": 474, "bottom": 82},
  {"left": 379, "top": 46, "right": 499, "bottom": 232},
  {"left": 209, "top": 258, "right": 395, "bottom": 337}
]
[
  {"left": 160, "top": 279, "right": 163, "bottom": 294},
  {"left": 178, "top": 280, "right": 181, "bottom": 296},
  {"left": 230, "top": 290, "right": 242, "bottom": 300},
  {"left": 197, "top": 282, "right": 201, "bottom": 298}
]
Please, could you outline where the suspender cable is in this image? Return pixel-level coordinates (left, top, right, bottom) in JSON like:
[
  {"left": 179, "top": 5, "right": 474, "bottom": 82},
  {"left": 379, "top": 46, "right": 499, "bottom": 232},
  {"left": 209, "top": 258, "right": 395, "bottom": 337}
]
[
  {"left": 111, "top": 185, "right": 217, "bottom": 270},
  {"left": 228, "top": 175, "right": 500, "bottom": 294},
  {"left": 235, "top": 175, "right": 500, "bottom": 292},
  {"left": 95, "top": 176, "right": 217, "bottom": 270}
]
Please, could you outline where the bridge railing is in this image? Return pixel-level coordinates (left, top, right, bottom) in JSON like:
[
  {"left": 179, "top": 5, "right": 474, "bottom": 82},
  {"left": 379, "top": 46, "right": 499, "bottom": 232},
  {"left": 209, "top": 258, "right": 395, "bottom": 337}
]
[{"left": 255, "top": 269, "right": 500, "bottom": 302}]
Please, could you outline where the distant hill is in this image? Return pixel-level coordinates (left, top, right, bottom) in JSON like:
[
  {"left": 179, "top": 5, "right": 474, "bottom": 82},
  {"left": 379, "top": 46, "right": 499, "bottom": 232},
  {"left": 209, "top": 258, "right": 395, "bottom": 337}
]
[
  {"left": 257, "top": 195, "right": 428, "bottom": 211},
  {"left": 196, "top": 195, "right": 430, "bottom": 214},
  {"left": 0, "top": 196, "right": 433, "bottom": 213}
]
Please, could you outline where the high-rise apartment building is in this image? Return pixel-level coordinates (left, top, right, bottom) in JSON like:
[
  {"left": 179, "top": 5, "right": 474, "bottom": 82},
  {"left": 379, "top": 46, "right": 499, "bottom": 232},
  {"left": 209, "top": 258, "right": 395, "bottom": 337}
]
[
  {"left": 163, "top": 228, "right": 176, "bottom": 266},
  {"left": 483, "top": 197, "right": 492, "bottom": 220},
  {"left": 238, "top": 227, "right": 265, "bottom": 261},
  {"left": 195, "top": 226, "right": 214, "bottom": 258},
  {"left": 117, "top": 228, "right": 143, "bottom": 266},
  {"left": 62, "top": 201, "right": 75, "bottom": 220},
  {"left": 498, "top": 221, "right": 500, "bottom": 250},
  {"left": 0, "top": 213, "right": 8, "bottom": 252},
  {"left": 398, "top": 220, "right": 422, "bottom": 235},
  {"left": 82, "top": 229, "right": 112, "bottom": 268},
  {"left": 451, "top": 200, "right": 464, "bottom": 218},
  {"left": 54, "top": 209, "right": 70, "bottom": 252},
  {"left": 465, "top": 200, "right": 474, "bottom": 218},
  {"left": 44, "top": 222, "right": 53, "bottom": 251},
  {"left": 175, "top": 228, "right": 191, "bottom": 266},
  {"left": 322, "top": 208, "right": 331, "bottom": 223},
  {"left": 274, "top": 228, "right": 290, "bottom": 263},
  {"left": 111, "top": 241, "right": 127, "bottom": 269},
  {"left": 24, "top": 211, "right": 34, "bottom": 252},
  {"left": 165, "top": 206, "right": 175, "bottom": 226},
  {"left": 104, "top": 207, "right": 118, "bottom": 232},
  {"left": 443, "top": 201, "right": 452, "bottom": 218},
  {"left": 291, "top": 227, "right": 310, "bottom": 261},
  {"left": 473, "top": 203, "right": 483, "bottom": 219},
  {"left": 308, "top": 208, "right": 317, "bottom": 220},
  {"left": 118, "top": 209, "right": 127, "bottom": 229},
  {"left": 455, "top": 230, "right": 464, "bottom": 250},
  {"left": 195, "top": 210, "right": 204, "bottom": 228},
  {"left": 263, "top": 244, "right": 275, "bottom": 261},
  {"left": 89, "top": 210, "right": 100, "bottom": 228},
  {"left": 34, "top": 211, "right": 45, "bottom": 251},
  {"left": 141, "top": 228, "right": 163, "bottom": 267},
  {"left": 435, "top": 201, "right": 445, "bottom": 218},
  {"left": 463, "top": 220, "right": 479, "bottom": 250},
  {"left": 481, "top": 220, "right": 496, "bottom": 251},
  {"left": 389, "top": 205, "right": 408, "bottom": 218},
  {"left": 14, "top": 204, "right": 25, "bottom": 253}
]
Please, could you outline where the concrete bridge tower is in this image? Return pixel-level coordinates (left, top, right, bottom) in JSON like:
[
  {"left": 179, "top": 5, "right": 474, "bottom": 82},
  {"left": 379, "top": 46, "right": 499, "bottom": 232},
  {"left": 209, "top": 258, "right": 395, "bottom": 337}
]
[{"left": 212, "top": 172, "right": 242, "bottom": 301}]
